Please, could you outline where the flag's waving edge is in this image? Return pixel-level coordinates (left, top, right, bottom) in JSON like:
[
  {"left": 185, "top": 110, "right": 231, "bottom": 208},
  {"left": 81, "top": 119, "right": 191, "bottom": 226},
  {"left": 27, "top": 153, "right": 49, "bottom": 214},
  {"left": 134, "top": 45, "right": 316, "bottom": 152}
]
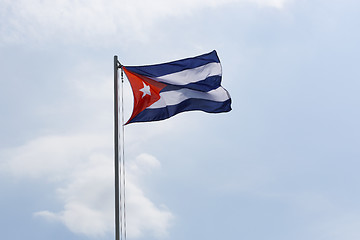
[{"left": 123, "top": 50, "right": 232, "bottom": 124}]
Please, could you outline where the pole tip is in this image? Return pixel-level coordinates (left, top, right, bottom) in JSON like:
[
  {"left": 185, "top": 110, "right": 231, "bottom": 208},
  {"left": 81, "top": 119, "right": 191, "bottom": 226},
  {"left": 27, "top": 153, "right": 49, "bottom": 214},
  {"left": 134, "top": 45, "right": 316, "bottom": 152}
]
[{"left": 114, "top": 55, "right": 122, "bottom": 68}]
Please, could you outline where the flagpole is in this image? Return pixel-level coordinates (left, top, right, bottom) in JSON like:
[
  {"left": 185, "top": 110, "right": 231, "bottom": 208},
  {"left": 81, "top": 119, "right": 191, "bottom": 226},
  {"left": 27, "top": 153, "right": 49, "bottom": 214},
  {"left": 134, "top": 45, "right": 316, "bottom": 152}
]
[{"left": 114, "top": 55, "right": 120, "bottom": 240}]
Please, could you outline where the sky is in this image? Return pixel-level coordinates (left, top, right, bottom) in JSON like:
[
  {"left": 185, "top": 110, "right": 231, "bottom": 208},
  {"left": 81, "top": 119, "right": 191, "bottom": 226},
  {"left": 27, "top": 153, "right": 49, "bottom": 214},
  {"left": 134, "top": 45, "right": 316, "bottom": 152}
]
[{"left": 1, "top": 0, "right": 360, "bottom": 239}]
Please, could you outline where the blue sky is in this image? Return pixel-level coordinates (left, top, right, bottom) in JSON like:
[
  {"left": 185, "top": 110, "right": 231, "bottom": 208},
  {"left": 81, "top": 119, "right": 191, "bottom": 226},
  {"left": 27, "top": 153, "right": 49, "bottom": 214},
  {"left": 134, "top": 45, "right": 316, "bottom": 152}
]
[{"left": 1, "top": 0, "right": 360, "bottom": 239}]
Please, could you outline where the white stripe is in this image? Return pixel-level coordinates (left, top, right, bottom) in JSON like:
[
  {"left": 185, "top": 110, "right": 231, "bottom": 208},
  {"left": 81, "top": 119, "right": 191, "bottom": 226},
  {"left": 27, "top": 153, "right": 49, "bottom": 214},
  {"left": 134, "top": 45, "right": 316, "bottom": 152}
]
[
  {"left": 153, "top": 62, "right": 222, "bottom": 85},
  {"left": 148, "top": 86, "right": 230, "bottom": 109}
]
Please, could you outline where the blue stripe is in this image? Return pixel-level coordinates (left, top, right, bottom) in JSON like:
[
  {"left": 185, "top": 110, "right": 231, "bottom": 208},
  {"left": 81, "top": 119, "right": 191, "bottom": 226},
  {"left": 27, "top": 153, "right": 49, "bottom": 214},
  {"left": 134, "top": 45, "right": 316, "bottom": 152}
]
[
  {"left": 127, "top": 98, "right": 232, "bottom": 124},
  {"left": 124, "top": 50, "right": 220, "bottom": 78},
  {"left": 161, "top": 75, "right": 222, "bottom": 92}
]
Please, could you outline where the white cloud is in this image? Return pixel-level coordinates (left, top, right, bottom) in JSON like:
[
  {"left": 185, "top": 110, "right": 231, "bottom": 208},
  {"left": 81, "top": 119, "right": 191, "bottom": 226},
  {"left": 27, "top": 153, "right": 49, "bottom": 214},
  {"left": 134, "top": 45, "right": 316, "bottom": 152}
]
[
  {"left": 0, "top": 0, "right": 290, "bottom": 45},
  {"left": 128, "top": 153, "right": 162, "bottom": 176},
  {"left": 2, "top": 135, "right": 173, "bottom": 238},
  {"left": 2, "top": 134, "right": 109, "bottom": 180}
]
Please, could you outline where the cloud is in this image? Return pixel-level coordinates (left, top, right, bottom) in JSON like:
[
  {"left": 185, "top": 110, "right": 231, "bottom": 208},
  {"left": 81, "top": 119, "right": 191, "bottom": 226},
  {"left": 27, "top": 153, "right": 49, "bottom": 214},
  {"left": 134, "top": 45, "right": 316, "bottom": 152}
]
[
  {"left": 125, "top": 154, "right": 174, "bottom": 238},
  {"left": 0, "top": 0, "right": 290, "bottom": 45},
  {"left": 1, "top": 134, "right": 109, "bottom": 179},
  {"left": 2, "top": 134, "right": 173, "bottom": 238}
]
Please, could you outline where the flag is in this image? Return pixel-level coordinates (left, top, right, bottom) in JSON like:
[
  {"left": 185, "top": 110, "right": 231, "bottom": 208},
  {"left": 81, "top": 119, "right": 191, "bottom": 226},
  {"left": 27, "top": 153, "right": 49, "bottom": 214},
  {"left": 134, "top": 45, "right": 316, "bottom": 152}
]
[{"left": 123, "top": 50, "right": 231, "bottom": 124}]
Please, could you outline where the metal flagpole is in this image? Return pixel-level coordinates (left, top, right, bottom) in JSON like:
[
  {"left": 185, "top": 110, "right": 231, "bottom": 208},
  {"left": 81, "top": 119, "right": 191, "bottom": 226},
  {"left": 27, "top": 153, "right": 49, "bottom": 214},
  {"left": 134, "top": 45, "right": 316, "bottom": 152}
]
[
  {"left": 114, "top": 55, "right": 120, "bottom": 240},
  {"left": 115, "top": 55, "right": 128, "bottom": 240},
  {"left": 114, "top": 55, "right": 127, "bottom": 240}
]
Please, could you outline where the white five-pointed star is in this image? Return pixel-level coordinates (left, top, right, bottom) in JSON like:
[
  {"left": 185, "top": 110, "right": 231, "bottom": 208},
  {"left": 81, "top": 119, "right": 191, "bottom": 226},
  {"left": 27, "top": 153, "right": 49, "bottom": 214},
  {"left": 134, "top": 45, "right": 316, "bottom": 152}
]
[{"left": 139, "top": 82, "right": 151, "bottom": 98}]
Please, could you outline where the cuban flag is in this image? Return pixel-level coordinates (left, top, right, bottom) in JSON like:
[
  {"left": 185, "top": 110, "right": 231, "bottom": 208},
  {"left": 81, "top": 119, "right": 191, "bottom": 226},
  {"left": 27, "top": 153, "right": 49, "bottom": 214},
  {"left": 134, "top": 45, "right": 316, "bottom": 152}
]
[{"left": 123, "top": 50, "right": 231, "bottom": 124}]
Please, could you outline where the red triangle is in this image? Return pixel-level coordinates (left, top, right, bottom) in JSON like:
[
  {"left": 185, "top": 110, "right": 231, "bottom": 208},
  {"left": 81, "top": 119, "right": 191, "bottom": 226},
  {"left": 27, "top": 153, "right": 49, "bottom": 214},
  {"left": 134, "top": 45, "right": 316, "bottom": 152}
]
[{"left": 123, "top": 67, "right": 167, "bottom": 124}]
